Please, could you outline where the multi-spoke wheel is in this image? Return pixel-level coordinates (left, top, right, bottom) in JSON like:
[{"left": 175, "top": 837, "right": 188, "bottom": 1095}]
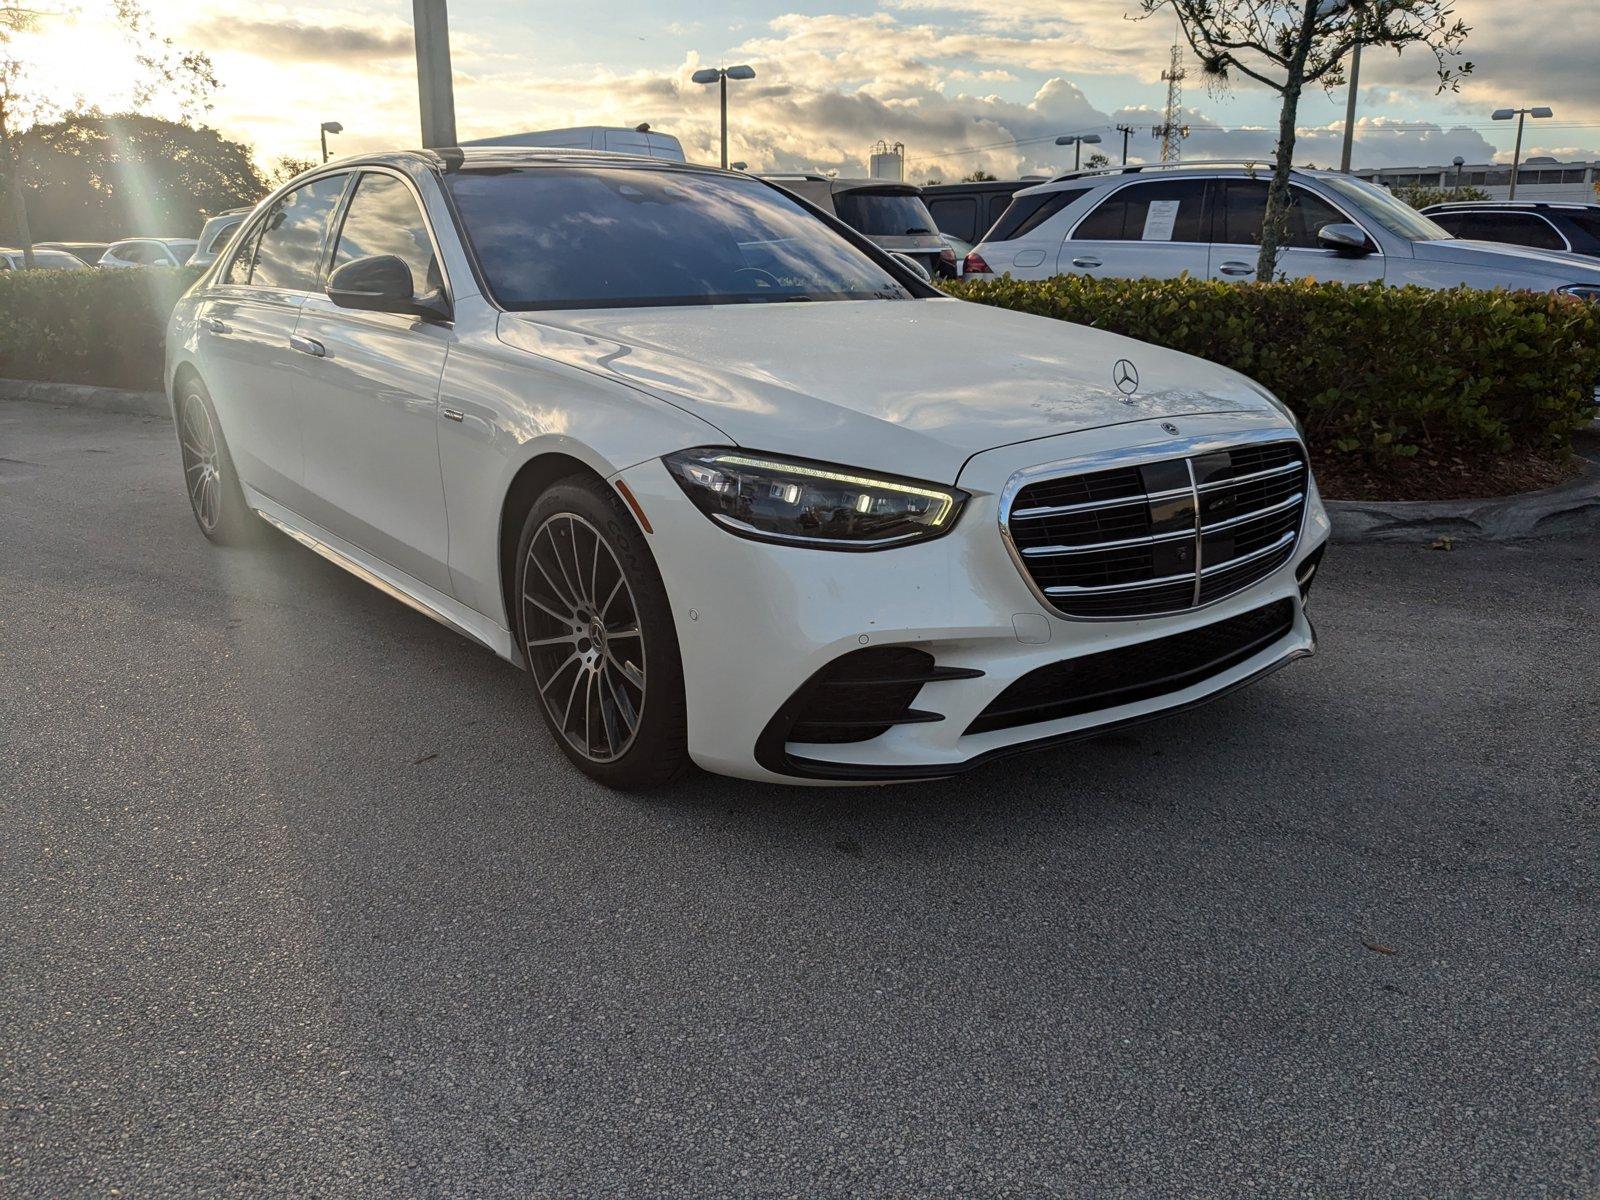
[
  {"left": 175, "top": 377, "right": 257, "bottom": 545},
  {"left": 514, "top": 478, "right": 689, "bottom": 789}
]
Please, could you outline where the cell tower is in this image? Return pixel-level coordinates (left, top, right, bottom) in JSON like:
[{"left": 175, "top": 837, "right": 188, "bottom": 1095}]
[{"left": 1154, "top": 41, "right": 1189, "bottom": 163}]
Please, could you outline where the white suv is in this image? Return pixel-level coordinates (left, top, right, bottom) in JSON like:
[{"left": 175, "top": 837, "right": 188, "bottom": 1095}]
[
  {"left": 967, "top": 163, "right": 1600, "bottom": 299},
  {"left": 168, "top": 148, "right": 1328, "bottom": 788}
]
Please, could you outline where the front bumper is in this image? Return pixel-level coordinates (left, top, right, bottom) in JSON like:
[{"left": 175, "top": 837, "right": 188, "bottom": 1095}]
[{"left": 614, "top": 412, "right": 1330, "bottom": 785}]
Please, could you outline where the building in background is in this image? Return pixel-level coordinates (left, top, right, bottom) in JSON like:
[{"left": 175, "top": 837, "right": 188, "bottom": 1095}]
[
  {"left": 869, "top": 141, "right": 905, "bottom": 182},
  {"left": 1355, "top": 157, "right": 1598, "bottom": 203}
]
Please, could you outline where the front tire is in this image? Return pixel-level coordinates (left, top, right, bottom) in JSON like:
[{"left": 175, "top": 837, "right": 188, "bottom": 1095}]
[
  {"left": 175, "top": 378, "right": 258, "bottom": 546},
  {"left": 515, "top": 477, "right": 690, "bottom": 790}
]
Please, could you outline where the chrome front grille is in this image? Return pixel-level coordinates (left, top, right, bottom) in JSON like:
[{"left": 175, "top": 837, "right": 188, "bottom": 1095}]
[{"left": 1004, "top": 439, "right": 1307, "bottom": 619}]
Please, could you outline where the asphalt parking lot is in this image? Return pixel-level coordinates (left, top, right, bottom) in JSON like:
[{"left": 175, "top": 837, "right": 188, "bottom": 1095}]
[{"left": 2, "top": 401, "right": 1597, "bottom": 1198}]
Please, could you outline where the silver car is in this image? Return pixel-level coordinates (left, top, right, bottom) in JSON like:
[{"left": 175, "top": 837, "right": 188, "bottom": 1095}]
[{"left": 967, "top": 162, "right": 1600, "bottom": 299}]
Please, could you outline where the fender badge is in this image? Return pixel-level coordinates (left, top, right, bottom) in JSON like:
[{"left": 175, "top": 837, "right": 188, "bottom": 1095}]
[
  {"left": 1161, "top": 421, "right": 1180, "bottom": 435},
  {"left": 1112, "top": 358, "right": 1139, "bottom": 398}
]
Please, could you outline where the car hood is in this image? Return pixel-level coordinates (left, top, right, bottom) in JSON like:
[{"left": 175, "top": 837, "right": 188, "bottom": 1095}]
[
  {"left": 1412, "top": 238, "right": 1600, "bottom": 279},
  {"left": 497, "top": 298, "right": 1278, "bottom": 484}
]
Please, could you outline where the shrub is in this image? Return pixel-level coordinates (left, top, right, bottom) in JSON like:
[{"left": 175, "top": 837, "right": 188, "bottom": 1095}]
[
  {"left": 0, "top": 265, "right": 203, "bottom": 391},
  {"left": 944, "top": 274, "right": 1600, "bottom": 465},
  {"left": 1393, "top": 184, "right": 1489, "bottom": 209}
]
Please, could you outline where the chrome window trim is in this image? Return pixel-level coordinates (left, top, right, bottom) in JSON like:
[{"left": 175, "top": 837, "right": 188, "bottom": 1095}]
[{"left": 997, "top": 426, "right": 1309, "bottom": 622}]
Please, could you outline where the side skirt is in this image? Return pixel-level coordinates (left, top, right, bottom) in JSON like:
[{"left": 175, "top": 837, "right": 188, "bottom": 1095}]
[{"left": 246, "top": 488, "right": 520, "bottom": 666}]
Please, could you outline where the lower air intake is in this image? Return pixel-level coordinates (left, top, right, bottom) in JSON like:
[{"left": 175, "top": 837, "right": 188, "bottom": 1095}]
[{"left": 966, "top": 599, "right": 1295, "bottom": 736}]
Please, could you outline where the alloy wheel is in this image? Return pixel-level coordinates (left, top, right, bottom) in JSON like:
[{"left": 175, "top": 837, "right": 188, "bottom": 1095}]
[
  {"left": 179, "top": 390, "right": 222, "bottom": 533},
  {"left": 520, "top": 513, "right": 647, "bottom": 763}
]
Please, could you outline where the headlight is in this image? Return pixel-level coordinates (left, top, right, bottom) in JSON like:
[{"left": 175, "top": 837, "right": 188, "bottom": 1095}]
[
  {"left": 663, "top": 447, "right": 968, "bottom": 550},
  {"left": 1557, "top": 284, "right": 1600, "bottom": 302}
]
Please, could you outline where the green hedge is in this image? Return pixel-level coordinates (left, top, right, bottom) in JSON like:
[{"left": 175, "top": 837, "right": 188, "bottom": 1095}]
[
  {"left": 945, "top": 275, "right": 1600, "bottom": 463},
  {"left": 0, "top": 265, "right": 203, "bottom": 391}
]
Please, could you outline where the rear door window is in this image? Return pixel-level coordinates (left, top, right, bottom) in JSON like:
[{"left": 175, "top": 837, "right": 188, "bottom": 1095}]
[
  {"left": 1073, "top": 179, "right": 1209, "bottom": 242},
  {"left": 250, "top": 173, "right": 349, "bottom": 291}
]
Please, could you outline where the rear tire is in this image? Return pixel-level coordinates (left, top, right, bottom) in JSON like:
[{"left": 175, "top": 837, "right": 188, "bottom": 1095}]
[
  {"left": 514, "top": 476, "right": 690, "bottom": 790},
  {"left": 175, "top": 377, "right": 258, "bottom": 546}
]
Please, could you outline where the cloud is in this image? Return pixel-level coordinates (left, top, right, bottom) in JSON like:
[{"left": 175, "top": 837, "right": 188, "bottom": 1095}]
[{"left": 190, "top": 15, "right": 411, "bottom": 64}]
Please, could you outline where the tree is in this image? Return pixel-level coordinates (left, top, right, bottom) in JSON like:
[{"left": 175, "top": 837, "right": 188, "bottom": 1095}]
[
  {"left": 1393, "top": 182, "right": 1488, "bottom": 209},
  {"left": 0, "top": 1, "right": 216, "bottom": 263},
  {"left": 7, "top": 114, "right": 266, "bottom": 241},
  {"left": 1084, "top": 152, "right": 1112, "bottom": 169},
  {"left": 267, "top": 155, "right": 318, "bottom": 188},
  {"left": 963, "top": 169, "right": 998, "bottom": 182},
  {"left": 1141, "top": 0, "right": 1472, "bottom": 279}
]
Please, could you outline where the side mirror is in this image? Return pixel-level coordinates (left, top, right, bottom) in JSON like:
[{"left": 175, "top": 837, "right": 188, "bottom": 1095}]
[
  {"left": 326, "top": 254, "right": 451, "bottom": 321},
  {"left": 1316, "top": 223, "right": 1373, "bottom": 256},
  {"left": 889, "top": 251, "right": 932, "bottom": 283}
]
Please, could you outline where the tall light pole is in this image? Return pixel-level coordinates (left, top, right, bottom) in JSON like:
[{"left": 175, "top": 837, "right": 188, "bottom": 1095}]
[
  {"left": 1452, "top": 155, "right": 1465, "bottom": 194},
  {"left": 320, "top": 121, "right": 343, "bottom": 163},
  {"left": 1317, "top": 0, "right": 1363, "bottom": 172},
  {"left": 1115, "top": 124, "right": 1136, "bottom": 165},
  {"left": 1492, "top": 106, "right": 1553, "bottom": 200},
  {"left": 413, "top": 0, "right": 457, "bottom": 148},
  {"left": 691, "top": 64, "right": 755, "bottom": 169},
  {"left": 1055, "top": 133, "right": 1102, "bottom": 172}
]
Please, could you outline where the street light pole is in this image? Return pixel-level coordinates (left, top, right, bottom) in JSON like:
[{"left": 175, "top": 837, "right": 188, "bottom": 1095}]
[
  {"left": 692, "top": 64, "right": 756, "bottom": 170},
  {"left": 1339, "top": 39, "right": 1362, "bottom": 173},
  {"left": 1054, "top": 133, "right": 1102, "bottom": 172},
  {"left": 1492, "top": 106, "right": 1554, "bottom": 200},
  {"left": 412, "top": 0, "right": 457, "bottom": 148},
  {"left": 1452, "top": 155, "right": 1465, "bottom": 194},
  {"left": 320, "top": 121, "right": 343, "bottom": 163},
  {"left": 1115, "top": 124, "right": 1135, "bottom": 165}
]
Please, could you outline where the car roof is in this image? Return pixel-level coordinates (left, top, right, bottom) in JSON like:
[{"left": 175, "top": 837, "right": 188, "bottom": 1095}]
[
  {"left": 321, "top": 145, "right": 739, "bottom": 179},
  {"left": 1420, "top": 200, "right": 1599, "bottom": 213}
]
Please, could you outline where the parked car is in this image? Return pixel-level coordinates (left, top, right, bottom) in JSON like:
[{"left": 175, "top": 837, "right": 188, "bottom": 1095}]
[
  {"left": 190, "top": 208, "right": 252, "bottom": 268},
  {"left": 99, "top": 238, "right": 199, "bottom": 268},
  {"left": 0, "top": 246, "right": 92, "bottom": 270},
  {"left": 966, "top": 163, "right": 1600, "bottom": 299},
  {"left": 1420, "top": 201, "right": 1600, "bottom": 259},
  {"left": 939, "top": 233, "right": 972, "bottom": 278},
  {"left": 762, "top": 175, "right": 947, "bottom": 280},
  {"left": 921, "top": 179, "right": 1032, "bottom": 246},
  {"left": 168, "top": 148, "right": 1327, "bottom": 788},
  {"left": 36, "top": 240, "right": 108, "bottom": 266},
  {"left": 463, "top": 125, "right": 686, "bottom": 161}
]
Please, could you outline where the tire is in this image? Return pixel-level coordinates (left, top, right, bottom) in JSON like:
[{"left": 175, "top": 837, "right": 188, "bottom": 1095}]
[
  {"left": 514, "top": 476, "right": 690, "bottom": 790},
  {"left": 175, "top": 377, "right": 259, "bottom": 546}
]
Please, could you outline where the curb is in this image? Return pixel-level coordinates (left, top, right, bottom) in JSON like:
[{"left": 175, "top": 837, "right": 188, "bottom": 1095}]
[
  {"left": 0, "top": 377, "right": 169, "bottom": 419},
  {"left": 1327, "top": 454, "right": 1600, "bottom": 543}
]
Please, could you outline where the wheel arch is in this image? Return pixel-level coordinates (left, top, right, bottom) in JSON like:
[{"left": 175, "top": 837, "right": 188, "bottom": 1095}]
[{"left": 498, "top": 451, "right": 628, "bottom": 640}]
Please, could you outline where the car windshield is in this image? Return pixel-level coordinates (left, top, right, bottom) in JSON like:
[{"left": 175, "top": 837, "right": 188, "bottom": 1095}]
[
  {"left": 1317, "top": 175, "right": 1453, "bottom": 241},
  {"left": 445, "top": 165, "right": 916, "bottom": 310},
  {"left": 832, "top": 189, "right": 939, "bottom": 237}
]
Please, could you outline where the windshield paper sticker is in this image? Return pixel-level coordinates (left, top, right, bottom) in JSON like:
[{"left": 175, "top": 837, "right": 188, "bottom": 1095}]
[{"left": 1142, "top": 200, "right": 1181, "bottom": 241}]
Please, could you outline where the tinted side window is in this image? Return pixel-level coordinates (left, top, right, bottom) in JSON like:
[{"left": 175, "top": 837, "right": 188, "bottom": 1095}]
[
  {"left": 1435, "top": 211, "right": 1565, "bottom": 251},
  {"left": 251, "top": 173, "right": 348, "bottom": 291},
  {"left": 1220, "top": 181, "right": 1350, "bottom": 248},
  {"left": 989, "top": 188, "right": 1088, "bottom": 241},
  {"left": 332, "top": 173, "right": 442, "bottom": 294},
  {"left": 987, "top": 192, "right": 1014, "bottom": 231},
  {"left": 223, "top": 221, "right": 263, "bottom": 284},
  {"left": 1566, "top": 211, "right": 1600, "bottom": 243},
  {"left": 928, "top": 197, "right": 978, "bottom": 243},
  {"left": 1072, "top": 180, "right": 1208, "bottom": 242}
]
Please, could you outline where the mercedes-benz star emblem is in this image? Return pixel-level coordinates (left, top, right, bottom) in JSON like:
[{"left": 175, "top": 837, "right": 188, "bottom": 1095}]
[
  {"left": 1112, "top": 358, "right": 1139, "bottom": 398},
  {"left": 1162, "top": 422, "right": 1180, "bottom": 435}
]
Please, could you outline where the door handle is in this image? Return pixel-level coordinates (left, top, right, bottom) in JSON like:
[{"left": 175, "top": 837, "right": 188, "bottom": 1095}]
[
  {"left": 1219, "top": 262, "right": 1255, "bottom": 277},
  {"left": 289, "top": 334, "right": 325, "bottom": 358},
  {"left": 201, "top": 316, "right": 229, "bottom": 334},
  {"left": 1071, "top": 256, "right": 1102, "bottom": 269}
]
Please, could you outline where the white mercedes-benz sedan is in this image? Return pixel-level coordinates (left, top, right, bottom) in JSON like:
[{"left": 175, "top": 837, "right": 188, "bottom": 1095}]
[{"left": 166, "top": 148, "right": 1330, "bottom": 789}]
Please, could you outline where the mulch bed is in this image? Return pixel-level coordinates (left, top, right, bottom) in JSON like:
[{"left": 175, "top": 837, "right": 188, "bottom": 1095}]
[{"left": 1312, "top": 446, "right": 1586, "bottom": 503}]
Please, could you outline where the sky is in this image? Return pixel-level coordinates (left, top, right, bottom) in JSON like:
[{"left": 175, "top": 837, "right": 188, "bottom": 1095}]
[{"left": 15, "top": 0, "right": 1600, "bottom": 179}]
